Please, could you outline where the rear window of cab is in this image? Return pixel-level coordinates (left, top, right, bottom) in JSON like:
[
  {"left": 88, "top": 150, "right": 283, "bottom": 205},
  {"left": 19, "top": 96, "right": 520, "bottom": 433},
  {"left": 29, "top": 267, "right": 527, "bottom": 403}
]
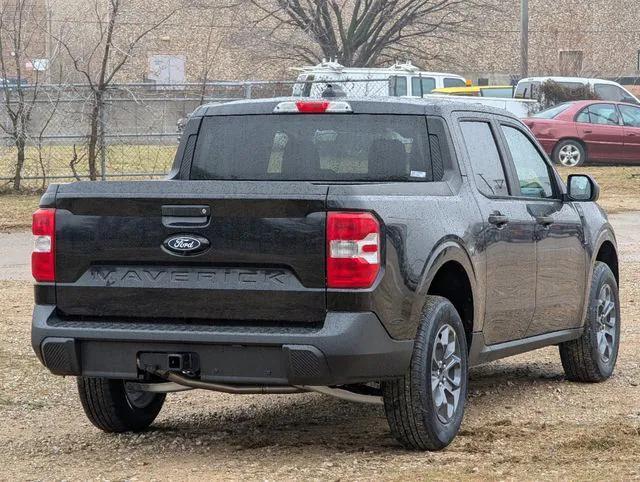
[{"left": 190, "top": 114, "right": 444, "bottom": 182}]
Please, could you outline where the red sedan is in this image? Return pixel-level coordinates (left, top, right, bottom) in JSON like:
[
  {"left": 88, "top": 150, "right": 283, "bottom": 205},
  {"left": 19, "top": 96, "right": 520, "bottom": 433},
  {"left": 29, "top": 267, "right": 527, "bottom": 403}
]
[{"left": 522, "top": 100, "right": 640, "bottom": 166}]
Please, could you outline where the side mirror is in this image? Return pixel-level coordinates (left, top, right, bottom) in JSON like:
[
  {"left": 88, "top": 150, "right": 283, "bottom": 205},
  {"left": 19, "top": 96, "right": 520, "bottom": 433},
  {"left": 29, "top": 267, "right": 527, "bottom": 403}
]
[{"left": 566, "top": 174, "right": 599, "bottom": 202}]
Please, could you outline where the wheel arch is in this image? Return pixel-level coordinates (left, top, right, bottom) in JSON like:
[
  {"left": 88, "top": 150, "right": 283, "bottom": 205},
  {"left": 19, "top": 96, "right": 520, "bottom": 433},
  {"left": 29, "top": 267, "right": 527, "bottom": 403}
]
[
  {"left": 578, "top": 229, "right": 619, "bottom": 327},
  {"left": 595, "top": 239, "right": 619, "bottom": 285},
  {"left": 413, "top": 239, "right": 480, "bottom": 347}
]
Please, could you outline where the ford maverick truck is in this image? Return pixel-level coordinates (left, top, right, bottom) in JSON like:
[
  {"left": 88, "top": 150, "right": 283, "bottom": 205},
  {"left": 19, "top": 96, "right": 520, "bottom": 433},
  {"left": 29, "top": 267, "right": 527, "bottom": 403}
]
[{"left": 32, "top": 97, "right": 620, "bottom": 450}]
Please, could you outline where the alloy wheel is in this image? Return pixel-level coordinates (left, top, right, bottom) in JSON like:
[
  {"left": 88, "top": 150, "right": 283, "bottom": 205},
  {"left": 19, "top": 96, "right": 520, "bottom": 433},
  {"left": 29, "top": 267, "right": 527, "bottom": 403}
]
[
  {"left": 596, "top": 283, "right": 617, "bottom": 364},
  {"left": 430, "top": 324, "right": 462, "bottom": 424},
  {"left": 558, "top": 144, "right": 581, "bottom": 167}
]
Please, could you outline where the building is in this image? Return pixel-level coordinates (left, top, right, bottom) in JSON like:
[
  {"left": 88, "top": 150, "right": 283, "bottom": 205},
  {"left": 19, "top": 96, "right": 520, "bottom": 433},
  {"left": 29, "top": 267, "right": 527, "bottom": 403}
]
[{"left": 36, "top": 0, "right": 640, "bottom": 85}]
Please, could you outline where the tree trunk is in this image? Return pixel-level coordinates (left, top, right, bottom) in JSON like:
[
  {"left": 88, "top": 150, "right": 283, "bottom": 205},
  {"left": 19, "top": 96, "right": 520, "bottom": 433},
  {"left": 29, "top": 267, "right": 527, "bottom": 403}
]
[{"left": 13, "top": 134, "right": 26, "bottom": 191}]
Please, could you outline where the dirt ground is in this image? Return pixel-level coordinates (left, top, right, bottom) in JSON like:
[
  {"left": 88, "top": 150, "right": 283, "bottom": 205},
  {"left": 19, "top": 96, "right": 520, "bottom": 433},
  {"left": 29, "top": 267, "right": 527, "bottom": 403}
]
[
  {"left": 1, "top": 167, "right": 640, "bottom": 479},
  {"left": 1, "top": 235, "right": 639, "bottom": 479}
]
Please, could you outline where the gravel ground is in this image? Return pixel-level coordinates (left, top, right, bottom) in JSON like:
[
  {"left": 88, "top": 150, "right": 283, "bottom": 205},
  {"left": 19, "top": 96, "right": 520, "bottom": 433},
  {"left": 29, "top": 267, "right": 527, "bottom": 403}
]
[{"left": 1, "top": 216, "right": 639, "bottom": 480}]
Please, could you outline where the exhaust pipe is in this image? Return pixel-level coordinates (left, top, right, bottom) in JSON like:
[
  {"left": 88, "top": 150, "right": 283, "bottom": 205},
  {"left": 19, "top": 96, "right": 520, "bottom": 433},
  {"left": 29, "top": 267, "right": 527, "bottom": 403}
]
[
  {"left": 150, "top": 370, "right": 307, "bottom": 394},
  {"left": 133, "top": 370, "right": 383, "bottom": 405}
]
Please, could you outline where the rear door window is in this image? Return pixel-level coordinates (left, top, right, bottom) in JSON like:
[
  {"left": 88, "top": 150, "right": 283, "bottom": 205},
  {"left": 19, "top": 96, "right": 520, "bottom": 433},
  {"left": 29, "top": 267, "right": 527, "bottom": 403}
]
[
  {"left": 411, "top": 77, "right": 436, "bottom": 96},
  {"left": 389, "top": 76, "right": 408, "bottom": 96},
  {"left": 588, "top": 104, "right": 620, "bottom": 125},
  {"left": 460, "top": 121, "right": 509, "bottom": 197},
  {"left": 191, "top": 114, "right": 437, "bottom": 182}
]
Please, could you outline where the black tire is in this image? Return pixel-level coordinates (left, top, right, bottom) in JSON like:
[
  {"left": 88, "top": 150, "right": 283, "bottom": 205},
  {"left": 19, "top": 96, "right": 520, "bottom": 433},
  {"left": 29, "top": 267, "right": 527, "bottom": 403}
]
[
  {"left": 552, "top": 139, "right": 587, "bottom": 167},
  {"left": 77, "top": 377, "right": 166, "bottom": 433},
  {"left": 559, "top": 262, "right": 620, "bottom": 382},
  {"left": 382, "top": 296, "right": 469, "bottom": 451}
]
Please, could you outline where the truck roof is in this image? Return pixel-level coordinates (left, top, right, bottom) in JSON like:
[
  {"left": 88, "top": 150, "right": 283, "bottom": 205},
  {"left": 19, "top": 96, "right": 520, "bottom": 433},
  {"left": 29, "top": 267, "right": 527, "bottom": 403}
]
[
  {"left": 193, "top": 96, "right": 518, "bottom": 119},
  {"left": 293, "top": 60, "right": 465, "bottom": 79}
]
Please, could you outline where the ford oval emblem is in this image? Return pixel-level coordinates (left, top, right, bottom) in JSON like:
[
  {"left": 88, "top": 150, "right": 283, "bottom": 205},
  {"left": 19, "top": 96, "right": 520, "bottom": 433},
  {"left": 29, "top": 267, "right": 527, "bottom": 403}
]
[{"left": 163, "top": 234, "right": 210, "bottom": 256}]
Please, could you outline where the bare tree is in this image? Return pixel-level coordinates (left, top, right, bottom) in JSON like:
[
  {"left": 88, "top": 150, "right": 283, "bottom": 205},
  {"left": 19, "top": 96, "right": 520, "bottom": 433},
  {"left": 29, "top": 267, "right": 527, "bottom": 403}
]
[
  {"left": 0, "top": 0, "right": 45, "bottom": 190},
  {"left": 54, "top": 0, "right": 177, "bottom": 180},
  {"left": 195, "top": 1, "right": 242, "bottom": 105},
  {"left": 249, "top": 0, "right": 487, "bottom": 67}
]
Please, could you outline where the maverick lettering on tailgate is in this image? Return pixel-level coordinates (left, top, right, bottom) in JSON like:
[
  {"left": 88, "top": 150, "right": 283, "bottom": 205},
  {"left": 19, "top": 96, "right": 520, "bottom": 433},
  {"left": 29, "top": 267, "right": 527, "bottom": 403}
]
[{"left": 87, "top": 266, "right": 292, "bottom": 290}]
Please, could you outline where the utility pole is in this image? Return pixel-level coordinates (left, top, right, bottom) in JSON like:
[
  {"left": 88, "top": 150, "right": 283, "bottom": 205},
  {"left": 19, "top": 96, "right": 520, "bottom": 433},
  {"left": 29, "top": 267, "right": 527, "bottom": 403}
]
[{"left": 520, "top": 0, "right": 529, "bottom": 78}]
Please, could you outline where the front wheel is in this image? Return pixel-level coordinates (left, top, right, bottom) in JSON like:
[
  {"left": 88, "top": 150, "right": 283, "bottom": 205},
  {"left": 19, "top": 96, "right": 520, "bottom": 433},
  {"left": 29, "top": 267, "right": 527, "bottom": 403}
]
[
  {"left": 77, "top": 377, "right": 166, "bottom": 432},
  {"left": 559, "top": 262, "right": 620, "bottom": 382},
  {"left": 382, "top": 296, "right": 468, "bottom": 451},
  {"left": 553, "top": 139, "right": 586, "bottom": 167}
]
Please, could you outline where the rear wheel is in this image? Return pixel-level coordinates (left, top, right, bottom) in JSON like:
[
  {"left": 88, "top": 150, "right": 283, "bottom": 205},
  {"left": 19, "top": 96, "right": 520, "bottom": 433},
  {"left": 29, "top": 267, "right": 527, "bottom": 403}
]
[
  {"left": 77, "top": 377, "right": 165, "bottom": 432},
  {"left": 553, "top": 139, "right": 586, "bottom": 167},
  {"left": 382, "top": 296, "right": 468, "bottom": 451},
  {"left": 559, "top": 262, "right": 620, "bottom": 382}
]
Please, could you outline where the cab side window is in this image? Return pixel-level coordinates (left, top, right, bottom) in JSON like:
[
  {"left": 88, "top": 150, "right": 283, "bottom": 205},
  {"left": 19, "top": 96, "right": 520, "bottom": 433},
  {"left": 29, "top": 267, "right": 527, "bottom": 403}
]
[
  {"left": 460, "top": 121, "right": 509, "bottom": 197},
  {"left": 501, "top": 125, "right": 554, "bottom": 199}
]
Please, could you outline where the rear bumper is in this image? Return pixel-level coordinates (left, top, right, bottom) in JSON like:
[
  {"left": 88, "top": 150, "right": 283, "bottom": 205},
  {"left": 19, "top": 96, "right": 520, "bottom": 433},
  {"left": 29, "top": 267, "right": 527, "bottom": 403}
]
[{"left": 32, "top": 305, "right": 413, "bottom": 386}]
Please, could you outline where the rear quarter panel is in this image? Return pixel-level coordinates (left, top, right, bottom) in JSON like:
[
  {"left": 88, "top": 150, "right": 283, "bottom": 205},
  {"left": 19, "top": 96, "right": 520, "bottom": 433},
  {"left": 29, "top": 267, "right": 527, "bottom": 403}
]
[
  {"left": 525, "top": 119, "right": 579, "bottom": 155},
  {"left": 326, "top": 178, "right": 485, "bottom": 340}
]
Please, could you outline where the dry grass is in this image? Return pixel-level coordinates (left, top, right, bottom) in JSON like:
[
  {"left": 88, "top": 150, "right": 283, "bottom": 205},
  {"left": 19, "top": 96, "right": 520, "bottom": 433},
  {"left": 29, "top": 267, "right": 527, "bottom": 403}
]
[
  {"left": 0, "top": 192, "right": 40, "bottom": 232},
  {"left": 0, "top": 144, "right": 175, "bottom": 187},
  {"left": 557, "top": 165, "right": 640, "bottom": 214}
]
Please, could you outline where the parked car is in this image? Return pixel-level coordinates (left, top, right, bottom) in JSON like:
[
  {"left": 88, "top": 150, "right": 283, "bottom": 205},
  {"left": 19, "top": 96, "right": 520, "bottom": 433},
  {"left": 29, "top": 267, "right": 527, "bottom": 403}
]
[
  {"left": 32, "top": 97, "right": 620, "bottom": 451},
  {"left": 515, "top": 76, "right": 640, "bottom": 105},
  {"left": 292, "top": 59, "right": 466, "bottom": 98},
  {"left": 523, "top": 100, "right": 640, "bottom": 166},
  {"left": 432, "top": 85, "right": 515, "bottom": 98}
]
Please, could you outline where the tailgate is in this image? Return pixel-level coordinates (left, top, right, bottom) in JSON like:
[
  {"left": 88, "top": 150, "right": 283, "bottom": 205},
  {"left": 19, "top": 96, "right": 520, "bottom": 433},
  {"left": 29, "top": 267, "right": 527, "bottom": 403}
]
[{"left": 54, "top": 180, "right": 328, "bottom": 323}]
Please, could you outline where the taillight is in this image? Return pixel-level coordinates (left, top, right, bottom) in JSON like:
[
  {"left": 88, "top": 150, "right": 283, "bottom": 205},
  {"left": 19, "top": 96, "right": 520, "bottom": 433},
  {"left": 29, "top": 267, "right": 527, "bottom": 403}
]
[
  {"left": 32, "top": 208, "right": 55, "bottom": 282},
  {"left": 327, "top": 212, "right": 380, "bottom": 289}
]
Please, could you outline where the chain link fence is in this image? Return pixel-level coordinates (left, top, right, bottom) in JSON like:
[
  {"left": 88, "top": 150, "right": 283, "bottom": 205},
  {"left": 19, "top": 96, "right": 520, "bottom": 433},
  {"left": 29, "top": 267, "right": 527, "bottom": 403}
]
[{"left": 0, "top": 78, "right": 393, "bottom": 188}]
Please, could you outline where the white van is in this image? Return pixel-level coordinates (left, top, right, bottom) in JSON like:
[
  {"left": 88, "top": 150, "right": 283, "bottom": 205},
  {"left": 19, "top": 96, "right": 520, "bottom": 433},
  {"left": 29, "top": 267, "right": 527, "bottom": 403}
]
[
  {"left": 292, "top": 60, "right": 467, "bottom": 98},
  {"left": 515, "top": 76, "right": 640, "bottom": 104}
]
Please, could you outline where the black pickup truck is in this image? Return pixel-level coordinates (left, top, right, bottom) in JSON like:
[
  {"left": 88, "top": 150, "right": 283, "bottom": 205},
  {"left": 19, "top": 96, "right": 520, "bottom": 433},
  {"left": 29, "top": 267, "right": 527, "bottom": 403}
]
[{"left": 31, "top": 97, "right": 620, "bottom": 450}]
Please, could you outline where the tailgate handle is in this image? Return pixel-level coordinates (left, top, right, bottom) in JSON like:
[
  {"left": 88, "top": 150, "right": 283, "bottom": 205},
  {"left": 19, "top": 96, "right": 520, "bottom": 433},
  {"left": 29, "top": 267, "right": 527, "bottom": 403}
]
[{"left": 162, "top": 205, "right": 210, "bottom": 227}]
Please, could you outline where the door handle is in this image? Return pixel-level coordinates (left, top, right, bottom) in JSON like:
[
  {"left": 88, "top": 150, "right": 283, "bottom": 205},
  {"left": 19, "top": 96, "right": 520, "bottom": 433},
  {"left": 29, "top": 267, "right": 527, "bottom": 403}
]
[
  {"left": 584, "top": 130, "right": 593, "bottom": 134},
  {"left": 162, "top": 205, "right": 210, "bottom": 227},
  {"left": 536, "top": 215, "right": 554, "bottom": 227},
  {"left": 488, "top": 213, "right": 509, "bottom": 227}
]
